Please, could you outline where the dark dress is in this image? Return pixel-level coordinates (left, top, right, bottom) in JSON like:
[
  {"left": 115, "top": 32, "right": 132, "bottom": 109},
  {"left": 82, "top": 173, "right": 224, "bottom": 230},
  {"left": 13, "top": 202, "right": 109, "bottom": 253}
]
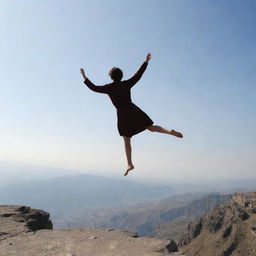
[{"left": 84, "top": 61, "right": 154, "bottom": 137}]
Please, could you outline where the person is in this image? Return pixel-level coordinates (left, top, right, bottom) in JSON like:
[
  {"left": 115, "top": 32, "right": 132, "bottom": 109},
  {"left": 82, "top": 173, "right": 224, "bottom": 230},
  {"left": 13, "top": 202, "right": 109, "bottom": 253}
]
[{"left": 80, "top": 53, "right": 183, "bottom": 176}]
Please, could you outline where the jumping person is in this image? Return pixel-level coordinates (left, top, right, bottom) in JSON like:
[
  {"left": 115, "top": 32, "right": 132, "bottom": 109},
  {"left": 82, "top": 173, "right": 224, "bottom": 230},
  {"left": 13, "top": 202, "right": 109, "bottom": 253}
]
[{"left": 80, "top": 53, "right": 183, "bottom": 176}]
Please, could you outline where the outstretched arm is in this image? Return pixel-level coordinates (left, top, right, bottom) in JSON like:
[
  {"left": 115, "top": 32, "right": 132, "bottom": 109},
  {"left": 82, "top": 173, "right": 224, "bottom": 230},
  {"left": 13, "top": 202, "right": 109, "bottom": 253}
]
[
  {"left": 126, "top": 53, "right": 151, "bottom": 88},
  {"left": 80, "top": 68, "right": 110, "bottom": 94},
  {"left": 146, "top": 53, "right": 151, "bottom": 63}
]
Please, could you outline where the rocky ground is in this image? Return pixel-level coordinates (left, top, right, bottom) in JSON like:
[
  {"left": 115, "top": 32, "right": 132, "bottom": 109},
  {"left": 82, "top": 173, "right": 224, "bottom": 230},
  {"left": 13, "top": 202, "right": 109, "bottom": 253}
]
[{"left": 0, "top": 205, "right": 185, "bottom": 256}]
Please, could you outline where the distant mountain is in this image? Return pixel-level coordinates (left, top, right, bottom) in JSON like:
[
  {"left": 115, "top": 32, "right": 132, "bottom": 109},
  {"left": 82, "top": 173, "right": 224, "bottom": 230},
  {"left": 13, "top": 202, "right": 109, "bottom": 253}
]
[
  {"left": 0, "top": 161, "right": 80, "bottom": 187},
  {"left": 0, "top": 174, "right": 174, "bottom": 217},
  {"left": 73, "top": 193, "right": 231, "bottom": 240},
  {"left": 166, "top": 178, "right": 256, "bottom": 195},
  {"left": 152, "top": 193, "right": 232, "bottom": 240},
  {"left": 194, "top": 178, "right": 256, "bottom": 193},
  {"left": 53, "top": 193, "right": 203, "bottom": 229}
]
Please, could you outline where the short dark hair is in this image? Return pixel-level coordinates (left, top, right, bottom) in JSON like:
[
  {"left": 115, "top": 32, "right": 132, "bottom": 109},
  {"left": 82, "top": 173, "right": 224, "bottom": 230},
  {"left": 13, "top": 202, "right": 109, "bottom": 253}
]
[{"left": 108, "top": 67, "right": 123, "bottom": 81}]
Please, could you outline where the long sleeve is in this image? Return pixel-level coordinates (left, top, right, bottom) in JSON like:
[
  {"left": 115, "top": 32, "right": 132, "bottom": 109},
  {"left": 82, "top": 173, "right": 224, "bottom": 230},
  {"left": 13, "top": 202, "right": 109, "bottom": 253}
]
[
  {"left": 125, "top": 61, "right": 148, "bottom": 88},
  {"left": 84, "top": 78, "right": 110, "bottom": 94}
]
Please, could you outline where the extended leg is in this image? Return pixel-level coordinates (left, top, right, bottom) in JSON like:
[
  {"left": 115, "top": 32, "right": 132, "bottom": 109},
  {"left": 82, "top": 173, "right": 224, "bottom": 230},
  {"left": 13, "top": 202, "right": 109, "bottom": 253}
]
[
  {"left": 147, "top": 125, "right": 183, "bottom": 138},
  {"left": 123, "top": 136, "right": 134, "bottom": 176}
]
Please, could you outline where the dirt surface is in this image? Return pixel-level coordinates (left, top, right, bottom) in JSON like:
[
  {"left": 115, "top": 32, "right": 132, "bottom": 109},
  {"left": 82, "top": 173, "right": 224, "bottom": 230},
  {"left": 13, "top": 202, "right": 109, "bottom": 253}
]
[
  {"left": 0, "top": 205, "right": 186, "bottom": 256},
  {"left": 1, "top": 228, "right": 184, "bottom": 256}
]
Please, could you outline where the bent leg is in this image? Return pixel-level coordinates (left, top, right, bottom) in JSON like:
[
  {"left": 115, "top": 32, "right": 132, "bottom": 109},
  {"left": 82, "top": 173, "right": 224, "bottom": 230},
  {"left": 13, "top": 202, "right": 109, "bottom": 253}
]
[
  {"left": 147, "top": 125, "right": 183, "bottom": 138},
  {"left": 123, "top": 136, "right": 134, "bottom": 176}
]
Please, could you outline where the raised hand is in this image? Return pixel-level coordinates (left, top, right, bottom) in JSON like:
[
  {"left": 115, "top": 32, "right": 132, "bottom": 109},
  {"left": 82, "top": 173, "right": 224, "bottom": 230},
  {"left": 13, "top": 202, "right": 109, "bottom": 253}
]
[
  {"left": 146, "top": 53, "right": 151, "bottom": 63},
  {"left": 80, "top": 68, "right": 87, "bottom": 80}
]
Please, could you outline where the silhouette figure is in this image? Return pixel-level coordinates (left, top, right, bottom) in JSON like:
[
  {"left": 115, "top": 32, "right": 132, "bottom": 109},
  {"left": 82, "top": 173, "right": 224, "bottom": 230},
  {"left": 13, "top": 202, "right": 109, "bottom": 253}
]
[{"left": 80, "top": 53, "right": 183, "bottom": 176}]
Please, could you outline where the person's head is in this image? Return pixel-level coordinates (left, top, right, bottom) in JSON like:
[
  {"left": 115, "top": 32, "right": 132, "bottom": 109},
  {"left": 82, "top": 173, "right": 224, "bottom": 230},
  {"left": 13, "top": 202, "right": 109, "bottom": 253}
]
[{"left": 108, "top": 67, "right": 123, "bottom": 82}]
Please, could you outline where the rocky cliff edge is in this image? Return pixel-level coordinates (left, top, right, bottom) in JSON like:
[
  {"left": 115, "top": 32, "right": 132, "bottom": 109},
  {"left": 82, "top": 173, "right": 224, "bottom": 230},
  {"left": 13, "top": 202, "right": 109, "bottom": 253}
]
[{"left": 0, "top": 205, "right": 181, "bottom": 256}]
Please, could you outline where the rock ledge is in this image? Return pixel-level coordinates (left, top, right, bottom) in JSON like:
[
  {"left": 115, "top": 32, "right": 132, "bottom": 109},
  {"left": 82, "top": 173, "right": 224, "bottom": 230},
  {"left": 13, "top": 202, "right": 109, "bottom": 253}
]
[{"left": 0, "top": 205, "right": 181, "bottom": 256}]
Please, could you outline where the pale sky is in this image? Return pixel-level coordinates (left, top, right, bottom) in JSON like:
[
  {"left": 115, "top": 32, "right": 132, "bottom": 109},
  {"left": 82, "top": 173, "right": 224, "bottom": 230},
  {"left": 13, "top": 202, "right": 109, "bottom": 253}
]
[{"left": 0, "top": 0, "right": 255, "bottom": 183}]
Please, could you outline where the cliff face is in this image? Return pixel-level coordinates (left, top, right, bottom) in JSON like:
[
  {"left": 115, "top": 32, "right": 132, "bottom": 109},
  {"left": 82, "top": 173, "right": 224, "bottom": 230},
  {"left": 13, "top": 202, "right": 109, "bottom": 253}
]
[
  {"left": 0, "top": 205, "right": 52, "bottom": 241},
  {"left": 233, "top": 192, "right": 256, "bottom": 208},
  {"left": 0, "top": 205, "right": 181, "bottom": 256},
  {"left": 180, "top": 192, "right": 256, "bottom": 256}
]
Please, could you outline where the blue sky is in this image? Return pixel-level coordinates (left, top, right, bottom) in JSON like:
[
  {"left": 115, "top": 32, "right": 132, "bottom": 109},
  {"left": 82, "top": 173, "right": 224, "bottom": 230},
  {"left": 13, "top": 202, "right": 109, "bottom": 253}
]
[{"left": 0, "top": 0, "right": 255, "bottom": 183}]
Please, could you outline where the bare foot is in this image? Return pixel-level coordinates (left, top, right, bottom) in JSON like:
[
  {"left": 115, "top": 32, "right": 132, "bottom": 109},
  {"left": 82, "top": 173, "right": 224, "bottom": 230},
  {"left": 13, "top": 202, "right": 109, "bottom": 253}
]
[
  {"left": 170, "top": 129, "right": 183, "bottom": 138},
  {"left": 124, "top": 164, "right": 134, "bottom": 176}
]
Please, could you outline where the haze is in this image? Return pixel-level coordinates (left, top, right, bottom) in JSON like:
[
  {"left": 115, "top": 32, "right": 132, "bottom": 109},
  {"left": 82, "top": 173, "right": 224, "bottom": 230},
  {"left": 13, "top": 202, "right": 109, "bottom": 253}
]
[{"left": 0, "top": 0, "right": 255, "bottom": 183}]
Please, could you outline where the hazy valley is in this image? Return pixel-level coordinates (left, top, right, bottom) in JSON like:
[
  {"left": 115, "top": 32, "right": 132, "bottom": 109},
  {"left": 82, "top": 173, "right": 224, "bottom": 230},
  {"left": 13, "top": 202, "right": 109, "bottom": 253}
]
[{"left": 1, "top": 161, "right": 256, "bottom": 243}]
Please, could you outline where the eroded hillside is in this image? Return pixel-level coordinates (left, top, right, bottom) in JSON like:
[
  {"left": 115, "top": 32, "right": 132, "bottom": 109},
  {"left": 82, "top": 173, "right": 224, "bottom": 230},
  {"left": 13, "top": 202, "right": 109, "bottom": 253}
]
[{"left": 180, "top": 192, "right": 256, "bottom": 256}]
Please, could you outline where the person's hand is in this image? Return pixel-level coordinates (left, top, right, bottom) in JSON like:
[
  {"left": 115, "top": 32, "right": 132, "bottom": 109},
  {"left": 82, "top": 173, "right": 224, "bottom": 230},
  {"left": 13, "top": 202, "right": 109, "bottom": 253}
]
[
  {"left": 80, "top": 68, "right": 87, "bottom": 80},
  {"left": 146, "top": 53, "right": 151, "bottom": 63}
]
